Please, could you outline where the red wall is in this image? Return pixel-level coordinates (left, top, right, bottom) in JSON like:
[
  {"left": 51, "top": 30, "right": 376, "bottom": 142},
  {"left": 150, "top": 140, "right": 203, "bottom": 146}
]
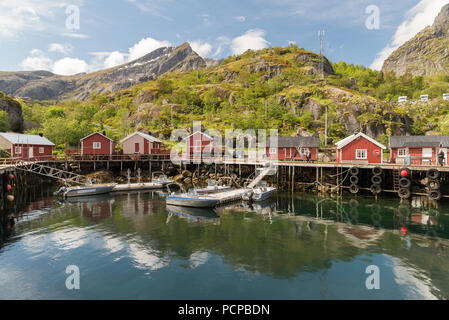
[
  {"left": 337, "top": 136, "right": 383, "bottom": 164},
  {"left": 266, "top": 147, "right": 318, "bottom": 161},
  {"left": 391, "top": 147, "right": 437, "bottom": 165},
  {"left": 82, "top": 133, "right": 113, "bottom": 155},
  {"left": 187, "top": 132, "right": 213, "bottom": 155},
  {"left": 12, "top": 144, "right": 53, "bottom": 160}
]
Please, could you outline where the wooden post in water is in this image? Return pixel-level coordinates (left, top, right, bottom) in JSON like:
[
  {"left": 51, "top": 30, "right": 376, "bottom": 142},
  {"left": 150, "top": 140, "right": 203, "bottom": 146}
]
[{"left": 292, "top": 166, "right": 295, "bottom": 193}]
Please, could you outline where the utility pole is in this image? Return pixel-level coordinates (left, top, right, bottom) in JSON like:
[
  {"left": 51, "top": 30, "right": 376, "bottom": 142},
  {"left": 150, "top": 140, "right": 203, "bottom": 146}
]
[
  {"left": 325, "top": 105, "right": 328, "bottom": 147},
  {"left": 318, "top": 29, "right": 325, "bottom": 80}
]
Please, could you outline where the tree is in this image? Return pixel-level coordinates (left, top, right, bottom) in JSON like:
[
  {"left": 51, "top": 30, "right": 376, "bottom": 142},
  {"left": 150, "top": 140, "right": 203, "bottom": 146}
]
[{"left": 0, "top": 111, "right": 10, "bottom": 132}]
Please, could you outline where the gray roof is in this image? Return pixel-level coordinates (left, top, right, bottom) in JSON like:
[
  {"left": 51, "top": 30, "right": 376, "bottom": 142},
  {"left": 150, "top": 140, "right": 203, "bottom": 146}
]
[
  {"left": 389, "top": 136, "right": 449, "bottom": 148},
  {"left": 0, "top": 132, "right": 55, "bottom": 146},
  {"left": 266, "top": 136, "right": 320, "bottom": 148},
  {"left": 120, "top": 131, "right": 162, "bottom": 144}
]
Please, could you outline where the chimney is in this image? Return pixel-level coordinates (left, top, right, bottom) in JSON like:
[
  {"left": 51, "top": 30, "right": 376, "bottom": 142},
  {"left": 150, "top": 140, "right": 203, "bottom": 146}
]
[
  {"left": 39, "top": 133, "right": 43, "bottom": 137},
  {"left": 103, "top": 131, "right": 106, "bottom": 136}
]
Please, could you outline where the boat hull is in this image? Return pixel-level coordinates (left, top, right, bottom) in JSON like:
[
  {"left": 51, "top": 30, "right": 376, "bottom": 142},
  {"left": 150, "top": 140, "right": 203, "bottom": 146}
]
[
  {"left": 253, "top": 189, "right": 276, "bottom": 202},
  {"left": 64, "top": 185, "right": 116, "bottom": 198}
]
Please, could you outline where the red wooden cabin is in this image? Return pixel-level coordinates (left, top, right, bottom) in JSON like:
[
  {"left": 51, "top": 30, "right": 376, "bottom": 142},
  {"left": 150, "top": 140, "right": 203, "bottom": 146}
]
[
  {"left": 184, "top": 131, "right": 214, "bottom": 157},
  {"left": 336, "top": 132, "right": 386, "bottom": 164},
  {"left": 389, "top": 136, "right": 449, "bottom": 165},
  {"left": 121, "top": 131, "right": 163, "bottom": 155},
  {"left": 80, "top": 131, "right": 114, "bottom": 156},
  {"left": 0, "top": 132, "right": 54, "bottom": 160},
  {"left": 266, "top": 136, "right": 320, "bottom": 161}
]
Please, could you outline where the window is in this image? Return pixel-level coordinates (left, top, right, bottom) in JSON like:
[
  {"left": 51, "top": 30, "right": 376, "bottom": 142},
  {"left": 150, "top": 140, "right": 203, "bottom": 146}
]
[
  {"left": 39, "top": 147, "right": 44, "bottom": 154},
  {"left": 300, "top": 148, "right": 310, "bottom": 154},
  {"left": 356, "top": 149, "right": 368, "bottom": 160},
  {"left": 93, "top": 142, "right": 101, "bottom": 149},
  {"left": 398, "top": 148, "right": 407, "bottom": 157},
  {"left": 269, "top": 148, "right": 277, "bottom": 154},
  {"left": 15, "top": 146, "right": 22, "bottom": 154}
]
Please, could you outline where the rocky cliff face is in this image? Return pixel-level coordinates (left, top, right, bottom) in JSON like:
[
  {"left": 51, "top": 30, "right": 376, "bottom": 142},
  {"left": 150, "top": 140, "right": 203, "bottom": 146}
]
[
  {"left": 0, "top": 43, "right": 210, "bottom": 101},
  {"left": 382, "top": 4, "right": 449, "bottom": 76},
  {"left": 0, "top": 92, "right": 24, "bottom": 132}
]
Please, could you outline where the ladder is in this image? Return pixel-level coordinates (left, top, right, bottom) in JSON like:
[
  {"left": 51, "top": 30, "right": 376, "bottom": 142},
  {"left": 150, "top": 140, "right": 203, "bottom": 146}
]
[
  {"left": 13, "top": 161, "right": 95, "bottom": 186},
  {"left": 248, "top": 163, "right": 277, "bottom": 189},
  {"left": 393, "top": 169, "right": 400, "bottom": 191}
]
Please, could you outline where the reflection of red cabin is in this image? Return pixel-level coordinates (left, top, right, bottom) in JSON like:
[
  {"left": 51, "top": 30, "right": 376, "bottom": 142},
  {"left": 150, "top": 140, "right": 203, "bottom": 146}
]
[
  {"left": 389, "top": 136, "right": 449, "bottom": 165},
  {"left": 0, "top": 132, "right": 54, "bottom": 160},
  {"left": 120, "top": 131, "right": 163, "bottom": 155},
  {"left": 266, "top": 136, "right": 320, "bottom": 161},
  {"left": 184, "top": 131, "right": 214, "bottom": 156},
  {"left": 81, "top": 131, "right": 114, "bottom": 155},
  {"left": 336, "top": 132, "right": 386, "bottom": 164}
]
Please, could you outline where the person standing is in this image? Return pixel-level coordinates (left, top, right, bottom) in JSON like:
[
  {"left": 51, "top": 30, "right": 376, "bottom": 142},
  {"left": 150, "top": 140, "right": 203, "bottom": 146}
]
[{"left": 438, "top": 149, "right": 445, "bottom": 167}]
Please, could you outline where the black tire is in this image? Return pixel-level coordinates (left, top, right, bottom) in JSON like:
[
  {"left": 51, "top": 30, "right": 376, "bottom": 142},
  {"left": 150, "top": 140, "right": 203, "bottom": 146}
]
[
  {"left": 371, "top": 175, "right": 382, "bottom": 185},
  {"left": 427, "top": 180, "right": 440, "bottom": 190},
  {"left": 427, "top": 169, "right": 440, "bottom": 180},
  {"left": 350, "top": 167, "right": 359, "bottom": 176},
  {"left": 350, "top": 176, "right": 359, "bottom": 185},
  {"left": 429, "top": 190, "right": 442, "bottom": 201},
  {"left": 349, "top": 184, "right": 359, "bottom": 194},
  {"left": 372, "top": 167, "right": 383, "bottom": 176},
  {"left": 398, "top": 188, "right": 411, "bottom": 199},
  {"left": 370, "top": 184, "right": 381, "bottom": 194},
  {"left": 399, "top": 178, "right": 411, "bottom": 189}
]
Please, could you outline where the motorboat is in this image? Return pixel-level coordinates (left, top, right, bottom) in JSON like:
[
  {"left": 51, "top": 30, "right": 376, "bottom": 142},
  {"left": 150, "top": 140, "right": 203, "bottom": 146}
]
[
  {"left": 166, "top": 189, "right": 220, "bottom": 208},
  {"left": 152, "top": 171, "right": 174, "bottom": 185},
  {"left": 195, "top": 180, "right": 232, "bottom": 194},
  {"left": 112, "top": 182, "right": 163, "bottom": 192},
  {"left": 54, "top": 183, "right": 117, "bottom": 198},
  {"left": 242, "top": 181, "right": 276, "bottom": 202}
]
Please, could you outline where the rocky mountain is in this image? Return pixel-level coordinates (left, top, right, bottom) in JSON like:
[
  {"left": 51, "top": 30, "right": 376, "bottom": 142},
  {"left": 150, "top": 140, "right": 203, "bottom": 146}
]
[
  {"left": 382, "top": 4, "right": 449, "bottom": 76},
  {"left": 0, "top": 92, "right": 24, "bottom": 132},
  {"left": 0, "top": 43, "right": 210, "bottom": 101}
]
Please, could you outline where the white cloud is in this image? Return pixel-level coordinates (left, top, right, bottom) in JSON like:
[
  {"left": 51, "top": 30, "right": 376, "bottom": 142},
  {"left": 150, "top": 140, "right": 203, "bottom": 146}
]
[
  {"left": 370, "top": 0, "right": 449, "bottom": 70},
  {"left": 128, "top": 37, "right": 172, "bottom": 61},
  {"left": 0, "top": 1, "right": 83, "bottom": 38},
  {"left": 49, "top": 43, "right": 73, "bottom": 55},
  {"left": 190, "top": 41, "right": 213, "bottom": 58},
  {"left": 235, "top": 16, "right": 246, "bottom": 22},
  {"left": 104, "top": 51, "right": 127, "bottom": 68},
  {"left": 19, "top": 49, "right": 53, "bottom": 71},
  {"left": 231, "top": 29, "right": 270, "bottom": 55},
  {"left": 52, "top": 57, "right": 89, "bottom": 75},
  {"left": 61, "top": 32, "right": 89, "bottom": 39}
]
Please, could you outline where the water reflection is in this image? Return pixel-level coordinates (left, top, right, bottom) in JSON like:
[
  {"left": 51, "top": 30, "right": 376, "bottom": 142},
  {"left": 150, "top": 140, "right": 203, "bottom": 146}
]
[{"left": 0, "top": 191, "right": 449, "bottom": 299}]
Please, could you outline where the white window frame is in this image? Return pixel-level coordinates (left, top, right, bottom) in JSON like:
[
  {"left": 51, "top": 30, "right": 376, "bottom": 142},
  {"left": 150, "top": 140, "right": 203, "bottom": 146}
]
[
  {"left": 300, "top": 148, "right": 310, "bottom": 154},
  {"left": 39, "top": 147, "right": 44, "bottom": 154},
  {"left": 398, "top": 148, "right": 407, "bottom": 157},
  {"left": 269, "top": 148, "right": 277, "bottom": 154},
  {"left": 15, "top": 146, "right": 22, "bottom": 154},
  {"left": 93, "top": 142, "right": 101, "bottom": 149},
  {"left": 355, "top": 149, "right": 368, "bottom": 160}
]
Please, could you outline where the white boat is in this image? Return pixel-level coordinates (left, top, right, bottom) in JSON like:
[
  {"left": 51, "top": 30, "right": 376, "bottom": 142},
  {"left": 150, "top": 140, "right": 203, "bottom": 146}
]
[
  {"left": 152, "top": 171, "right": 174, "bottom": 185},
  {"left": 166, "top": 189, "right": 220, "bottom": 208},
  {"left": 242, "top": 182, "right": 276, "bottom": 202},
  {"left": 55, "top": 183, "right": 117, "bottom": 198}
]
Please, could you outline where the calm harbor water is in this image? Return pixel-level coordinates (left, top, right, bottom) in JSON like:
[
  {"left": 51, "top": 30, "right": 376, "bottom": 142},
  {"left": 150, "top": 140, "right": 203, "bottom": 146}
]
[{"left": 1, "top": 189, "right": 448, "bottom": 300}]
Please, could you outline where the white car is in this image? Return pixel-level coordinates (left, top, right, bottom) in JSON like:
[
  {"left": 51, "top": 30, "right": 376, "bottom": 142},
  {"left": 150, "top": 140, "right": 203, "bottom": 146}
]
[
  {"left": 443, "top": 93, "right": 449, "bottom": 100},
  {"left": 398, "top": 96, "right": 408, "bottom": 103},
  {"left": 420, "top": 94, "right": 429, "bottom": 102}
]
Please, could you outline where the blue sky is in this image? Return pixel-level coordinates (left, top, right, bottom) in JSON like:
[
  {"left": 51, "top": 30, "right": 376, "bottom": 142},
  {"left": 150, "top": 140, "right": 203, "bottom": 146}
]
[{"left": 0, "top": 0, "right": 447, "bottom": 75}]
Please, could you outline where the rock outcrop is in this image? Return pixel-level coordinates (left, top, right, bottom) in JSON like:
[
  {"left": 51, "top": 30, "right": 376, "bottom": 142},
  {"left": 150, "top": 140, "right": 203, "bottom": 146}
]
[
  {"left": 0, "top": 92, "right": 24, "bottom": 132},
  {"left": 0, "top": 43, "right": 210, "bottom": 101},
  {"left": 382, "top": 4, "right": 449, "bottom": 76}
]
